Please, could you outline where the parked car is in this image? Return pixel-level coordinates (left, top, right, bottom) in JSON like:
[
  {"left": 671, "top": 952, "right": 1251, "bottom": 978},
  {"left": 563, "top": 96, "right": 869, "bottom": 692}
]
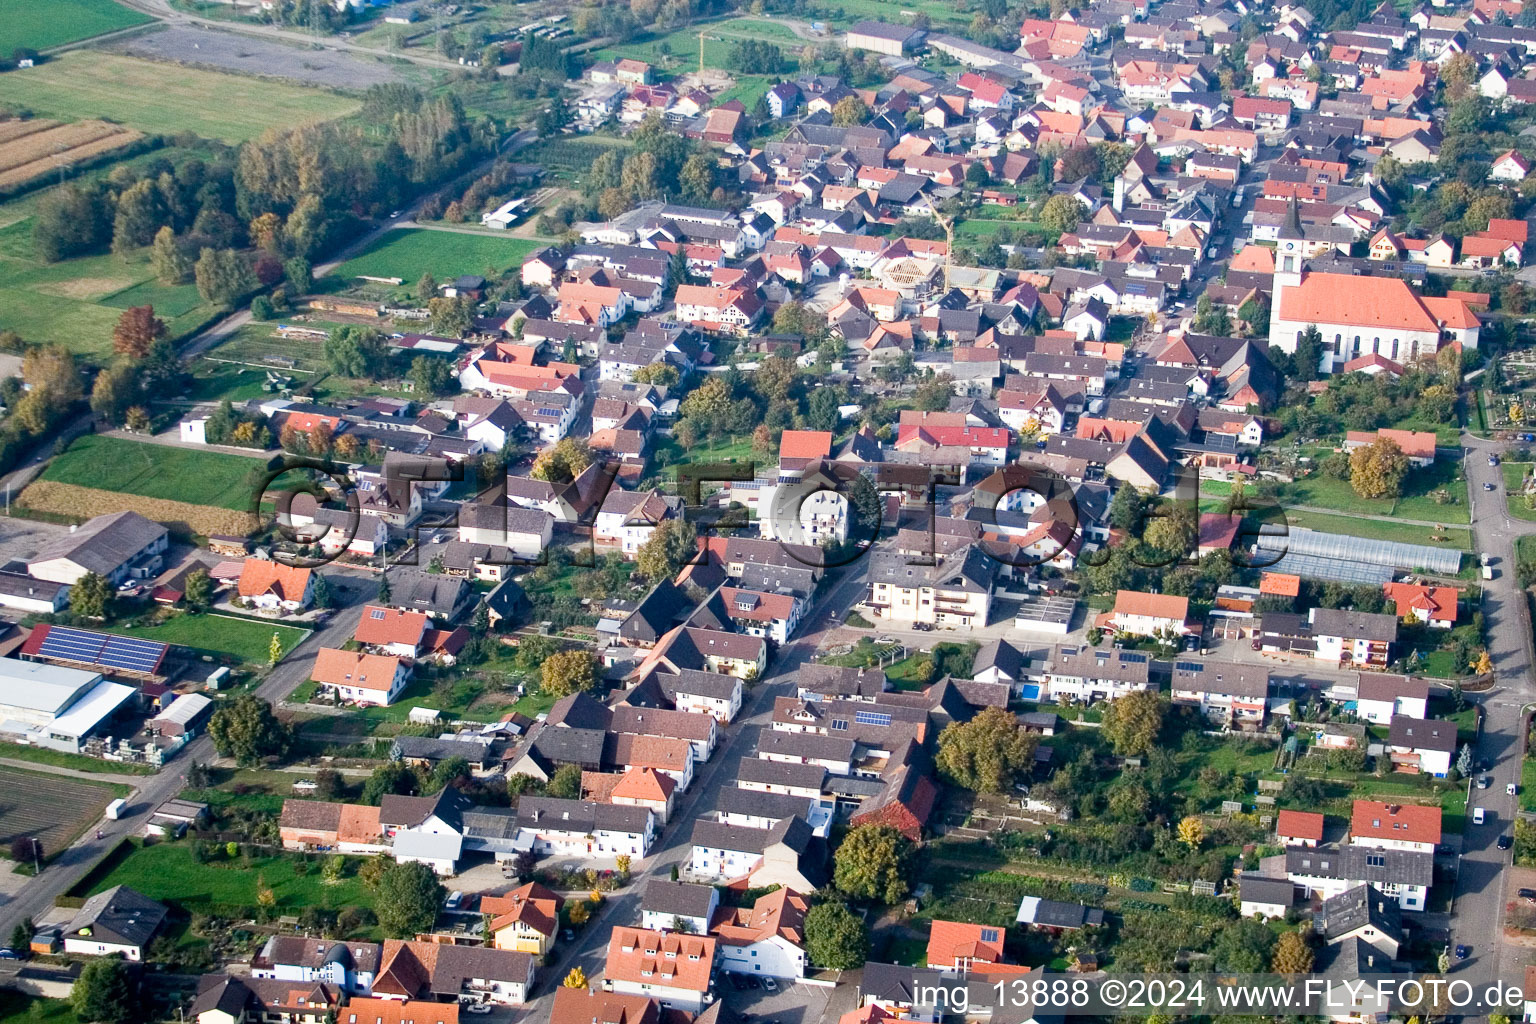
[
  {"left": 763, "top": 978, "right": 778, "bottom": 992},
  {"left": 1484, "top": 482, "right": 1496, "bottom": 491},
  {"left": 1509, "top": 783, "right": 1518, "bottom": 796},
  {"left": 1500, "top": 834, "right": 1514, "bottom": 850},
  {"left": 464, "top": 1005, "right": 492, "bottom": 1015},
  {"left": 1518, "top": 888, "right": 1536, "bottom": 902},
  {"left": 1490, "top": 454, "right": 1501, "bottom": 466},
  {"left": 1455, "top": 944, "right": 1470, "bottom": 960},
  {"left": 1478, "top": 776, "right": 1491, "bottom": 789},
  {"left": 0, "top": 950, "right": 19, "bottom": 961}
]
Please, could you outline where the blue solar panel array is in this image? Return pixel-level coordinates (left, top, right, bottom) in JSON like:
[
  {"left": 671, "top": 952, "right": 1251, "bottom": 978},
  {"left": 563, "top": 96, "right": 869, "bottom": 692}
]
[{"left": 37, "top": 625, "right": 168, "bottom": 675}]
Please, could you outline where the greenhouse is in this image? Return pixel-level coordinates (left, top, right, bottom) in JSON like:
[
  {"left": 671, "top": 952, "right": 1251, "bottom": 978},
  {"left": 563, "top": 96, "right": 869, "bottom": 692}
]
[{"left": 1250, "top": 527, "right": 1461, "bottom": 584}]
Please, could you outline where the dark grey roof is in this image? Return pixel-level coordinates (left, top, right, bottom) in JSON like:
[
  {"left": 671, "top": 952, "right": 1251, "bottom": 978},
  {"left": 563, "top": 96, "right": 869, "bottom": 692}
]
[
  {"left": 391, "top": 735, "right": 501, "bottom": 764},
  {"left": 642, "top": 881, "right": 717, "bottom": 920},
  {"left": 860, "top": 963, "right": 954, "bottom": 1006},
  {"left": 515, "top": 796, "right": 652, "bottom": 834},
  {"left": 1387, "top": 715, "right": 1457, "bottom": 753},
  {"left": 797, "top": 663, "right": 888, "bottom": 700},
  {"left": 690, "top": 814, "right": 814, "bottom": 855},
  {"left": 66, "top": 885, "right": 167, "bottom": 949},
  {"left": 973, "top": 639, "right": 1025, "bottom": 680},
  {"left": 756, "top": 730, "right": 856, "bottom": 764},
  {"left": 1286, "top": 846, "right": 1433, "bottom": 887},
  {"left": 391, "top": 570, "right": 471, "bottom": 617},
  {"left": 1018, "top": 897, "right": 1102, "bottom": 929},
  {"left": 191, "top": 977, "right": 252, "bottom": 1019},
  {"left": 737, "top": 757, "right": 826, "bottom": 791},
  {"left": 546, "top": 692, "right": 612, "bottom": 731},
  {"left": 1237, "top": 873, "right": 1296, "bottom": 908},
  {"left": 427, "top": 944, "right": 534, "bottom": 995},
  {"left": 1319, "top": 883, "right": 1403, "bottom": 944},
  {"left": 1309, "top": 607, "right": 1398, "bottom": 644},
  {"left": 527, "top": 725, "right": 606, "bottom": 769},
  {"left": 31, "top": 511, "right": 165, "bottom": 577},
  {"left": 461, "top": 807, "right": 521, "bottom": 842},
  {"left": 663, "top": 669, "right": 742, "bottom": 702},
  {"left": 715, "top": 787, "right": 813, "bottom": 822}
]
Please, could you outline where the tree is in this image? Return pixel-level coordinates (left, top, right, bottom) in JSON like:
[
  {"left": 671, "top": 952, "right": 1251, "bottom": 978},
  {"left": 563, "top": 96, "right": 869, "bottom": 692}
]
[
  {"left": 540, "top": 649, "right": 598, "bottom": 698},
  {"left": 1102, "top": 690, "right": 1165, "bottom": 757},
  {"left": 1269, "top": 929, "right": 1314, "bottom": 972},
  {"left": 804, "top": 901, "right": 870, "bottom": 969},
  {"left": 184, "top": 568, "right": 211, "bottom": 609},
  {"left": 375, "top": 860, "right": 445, "bottom": 937},
  {"left": 150, "top": 226, "right": 191, "bottom": 285},
  {"left": 363, "top": 761, "right": 420, "bottom": 804},
  {"left": 1177, "top": 815, "right": 1204, "bottom": 850},
  {"left": 1294, "top": 324, "right": 1323, "bottom": 381},
  {"left": 1108, "top": 485, "right": 1143, "bottom": 531},
  {"left": 312, "top": 573, "right": 333, "bottom": 610},
  {"left": 285, "top": 257, "right": 313, "bottom": 294},
  {"left": 415, "top": 273, "right": 438, "bottom": 305},
  {"left": 1348, "top": 437, "right": 1409, "bottom": 499},
  {"left": 73, "top": 958, "right": 137, "bottom": 1024},
  {"left": 679, "top": 153, "right": 716, "bottom": 201},
  {"left": 194, "top": 247, "right": 255, "bottom": 308},
  {"left": 1473, "top": 649, "right": 1493, "bottom": 675},
  {"left": 530, "top": 437, "right": 593, "bottom": 483},
  {"left": 410, "top": 355, "right": 456, "bottom": 396},
  {"left": 832, "top": 95, "right": 868, "bottom": 126},
  {"left": 24, "top": 344, "right": 82, "bottom": 404},
  {"left": 9, "top": 835, "right": 38, "bottom": 865},
  {"left": 636, "top": 518, "right": 698, "bottom": 584},
  {"left": 9, "top": 919, "right": 30, "bottom": 952},
  {"left": 563, "top": 967, "right": 589, "bottom": 989},
  {"left": 324, "top": 326, "right": 390, "bottom": 379},
  {"left": 1039, "top": 195, "right": 1084, "bottom": 233},
  {"left": 428, "top": 295, "right": 474, "bottom": 337},
  {"left": 208, "top": 695, "right": 293, "bottom": 767},
  {"left": 124, "top": 406, "right": 151, "bottom": 433},
  {"left": 913, "top": 374, "right": 956, "bottom": 412},
  {"left": 1456, "top": 743, "right": 1474, "bottom": 779},
  {"left": 70, "top": 571, "right": 112, "bottom": 619},
  {"left": 547, "top": 762, "right": 583, "bottom": 798},
  {"left": 935, "top": 707, "right": 1039, "bottom": 793},
  {"left": 833, "top": 823, "right": 913, "bottom": 903},
  {"left": 378, "top": 574, "right": 392, "bottom": 605}
]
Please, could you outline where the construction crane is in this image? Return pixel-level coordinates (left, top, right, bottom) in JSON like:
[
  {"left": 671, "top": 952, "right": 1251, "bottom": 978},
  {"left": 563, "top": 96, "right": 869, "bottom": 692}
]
[{"left": 917, "top": 194, "right": 955, "bottom": 294}]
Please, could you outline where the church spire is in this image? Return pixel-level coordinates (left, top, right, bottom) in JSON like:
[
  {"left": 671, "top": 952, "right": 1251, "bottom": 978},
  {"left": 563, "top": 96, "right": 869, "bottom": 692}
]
[{"left": 1279, "top": 195, "right": 1304, "bottom": 242}]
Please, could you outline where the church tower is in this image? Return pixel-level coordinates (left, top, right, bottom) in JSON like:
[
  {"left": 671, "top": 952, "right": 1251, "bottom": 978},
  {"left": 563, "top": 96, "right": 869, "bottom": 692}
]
[{"left": 1269, "top": 196, "right": 1305, "bottom": 353}]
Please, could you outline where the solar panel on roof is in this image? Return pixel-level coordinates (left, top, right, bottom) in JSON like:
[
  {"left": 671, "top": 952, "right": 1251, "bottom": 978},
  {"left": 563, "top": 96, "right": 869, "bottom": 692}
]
[
  {"left": 537, "top": 408, "right": 562, "bottom": 417},
  {"left": 37, "top": 625, "right": 167, "bottom": 675},
  {"left": 1121, "top": 652, "right": 1148, "bottom": 663},
  {"left": 1175, "top": 661, "right": 1203, "bottom": 673}
]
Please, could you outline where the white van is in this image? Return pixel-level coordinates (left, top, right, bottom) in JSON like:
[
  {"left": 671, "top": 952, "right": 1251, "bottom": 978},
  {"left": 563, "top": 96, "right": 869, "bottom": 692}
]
[{"left": 1474, "top": 807, "right": 1487, "bottom": 826}]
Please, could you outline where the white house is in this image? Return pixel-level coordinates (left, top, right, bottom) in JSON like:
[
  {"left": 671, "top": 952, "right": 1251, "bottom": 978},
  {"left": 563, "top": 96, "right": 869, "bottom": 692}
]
[
  {"left": 1352, "top": 673, "right": 1428, "bottom": 725},
  {"left": 594, "top": 490, "right": 681, "bottom": 556},
  {"left": 604, "top": 929, "right": 716, "bottom": 1013},
  {"left": 641, "top": 881, "right": 719, "bottom": 935},
  {"left": 1042, "top": 644, "right": 1156, "bottom": 703},
  {"left": 1349, "top": 799, "right": 1440, "bottom": 854},
  {"left": 713, "top": 888, "right": 810, "bottom": 980},
  {"left": 1237, "top": 874, "right": 1294, "bottom": 920},
  {"left": 62, "top": 886, "right": 167, "bottom": 961},
  {"left": 514, "top": 798, "right": 656, "bottom": 859}
]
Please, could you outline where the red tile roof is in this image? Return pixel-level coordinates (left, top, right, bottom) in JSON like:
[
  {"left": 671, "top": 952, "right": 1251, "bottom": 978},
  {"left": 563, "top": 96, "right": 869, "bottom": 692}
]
[
  {"left": 354, "top": 605, "right": 429, "bottom": 648},
  {"left": 1111, "top": 589, "right": 1189, "bottom": 622},
  {"left": 1275, "top": 809, "right": 1325, "bottom": 842},
  {"left": 237, "top": 558, "right": 312, "bottom": 603},
  {"left": 605, "top": 929, "right": 715, "bottom": 993},
  {"left": 926, "top": 920, "right": 1006, "bottom": 969},
  {"left": 1349, "top": 799, "right": 1441, "bottom": 847}
]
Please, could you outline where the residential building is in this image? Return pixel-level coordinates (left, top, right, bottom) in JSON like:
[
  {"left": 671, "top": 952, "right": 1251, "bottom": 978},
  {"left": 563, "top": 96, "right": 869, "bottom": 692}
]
[
  {"left": 714, "top": 887, "right": 810, "bottom": 979},
  {"left": 63, "top": 885, "right": 167, "bottom": 961},
  {"left": 641, "top": 881, "right": 719, "bottom": 935},
  {"left": 514, "top": 797, "right": 656, "bottom": 858},
  {"left": 374, "top": 941, "right": 536, "bottom": 1006},
  {"left": 1384, "top": 716, "right": 1457, "bottom": 777},
  {"left": 925, "top": 920, "right": 1005, "bottom": 971},
  {"left": 481, "top": 882, "right": 563, "bottom": 956},
  {"left": 604, "top": 928, "right": 717, "bottom": 1013},
  {"left": 1349, "top": 799, "right": 1441, "bottom": 853},
  {"left": 1353, "top": 673, "right": 1429, "bottom": 725},
  {"left": 1169, "top": 661, "right": 1269, "bottom": 727},
  {"left": 1102, "top": 589, "right": 1190, "bottom": 637},
  {"left": 251, "top": 937, "right": 381, "bottom": 994},
  {"left": 1042, "top": 644, "right": 1155, "bottom": 702},
  {"left": 237, "top": 558, "right": 314, "bottom": 614},
  {"left": 311, "top": 648, "right": 412, "bottom": 707}
]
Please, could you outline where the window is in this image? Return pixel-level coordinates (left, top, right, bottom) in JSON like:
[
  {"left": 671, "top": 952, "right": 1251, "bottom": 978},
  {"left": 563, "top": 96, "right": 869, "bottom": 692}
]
[
  {"left": 981, "top": 928, "right": 999, "bottom": 942},
  {"left": 370, "top": 609, "right": 386, "bottom": 619},
  {"left": 831, "top": 719, "right": 849, "bottom": 731},
  {"left": 1366, "top": 854, "right": 1386, "bottom": 867}
]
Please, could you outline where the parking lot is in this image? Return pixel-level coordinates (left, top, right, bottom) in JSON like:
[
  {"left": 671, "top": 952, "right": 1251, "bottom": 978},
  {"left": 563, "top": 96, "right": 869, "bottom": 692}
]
[{"left": 719, "top": 975, "right": 832, "bottom": 1024}]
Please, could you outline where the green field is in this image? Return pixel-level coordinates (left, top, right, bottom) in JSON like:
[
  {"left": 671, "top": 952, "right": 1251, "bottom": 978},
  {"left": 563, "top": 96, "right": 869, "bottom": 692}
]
[
  {"left": 108, "top": 613, "right": 307, "bottom": 664},
  {"left": 336, "top": 228, "right": 542, "bottom": 285},
  {"left": 591, "top": 17, "right": 808, "bottom": 68},
  {"left": 0, "top": 0, "right": 151, "bottom": 52},
  {"left": 0, "top": 220, "right": 216, "bottom": 358},
  {"left": 41, "top": 435, "right": 260, "bottom": 509},
  {"left": 1263, "top": 507, "right": 1473, "bottom": 552},
  {"left": 0, "top": 52, "right": 359, "bottom": 142},
  {"left": 1280, "top": 459, "right": 1470, "bottom": 523},
  {"left": 86, "top": 839, "right": 372, "bottom": 912},
  {"left": 1505, "top": 463, "right": 1536, "bottom": 522}
]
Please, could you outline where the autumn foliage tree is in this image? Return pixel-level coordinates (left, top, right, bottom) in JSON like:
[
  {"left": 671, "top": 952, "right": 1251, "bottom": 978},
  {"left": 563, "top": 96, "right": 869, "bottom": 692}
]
[
  {"left": 1270, "top": 930, "right": 1314, "bottom": 973},
  {"left": 1101, "top": 689, "right": 1165, "bottom": 757},
  {"left": 539, "top": 649, "right": 598, "bottom": 698},
  {"left": 1348, "top": 437, "right": 1410, "bottom": 499},
  {"left": 833, "top": 823, "right": 913, "bottom": 903}
]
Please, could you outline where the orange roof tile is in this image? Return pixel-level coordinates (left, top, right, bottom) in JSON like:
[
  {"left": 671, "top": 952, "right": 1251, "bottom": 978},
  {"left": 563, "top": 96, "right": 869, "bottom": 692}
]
[
  {"left": 926, "top": 920, "right": 1006, "bottom": 969},
  {"left": 311, "top": 648, "right": 405, "bottom": 693},
  {"left": 1276, "top": 809, "right": 1325, "bottom": 842},
  {"left": 1111, "top": 589, "right": 1189, "bottom": 622},
  {"left": 779, "top": 430, "right": 834, "bottom": 461},
  {"left": 237, "top": 558, "right": 312, "bottom": 603},
  {"left": 1260, "top": 572, "right": 1301, "bottom": 596},
  {"left": 1349, "top": 799, "right": 1441, "bottom": 846},
  {"left": 354, "top": 605, "right": 429, "bottom": 648},
  {"left": 1278, "top": 271, "right": 1439, "bottom": 333},
  {"left": 605, "top": 928, "right": 715, "bottom": 993}
]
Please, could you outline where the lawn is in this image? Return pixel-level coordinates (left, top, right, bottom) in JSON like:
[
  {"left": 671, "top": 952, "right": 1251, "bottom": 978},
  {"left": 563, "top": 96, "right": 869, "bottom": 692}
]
[
  {"left": 0, "top": 740, "right": 151, "bottom": 776},
  {"left": 41, "top": 435, "right": 260, "bottom": 510},
  {"left": 590, "top": 17, "right": 807, "bottom": 67},
  {"left": 0, "top": 224, "right": 217, "bottom": 358},
  {"left": 0, "top": 0, "right": 151, "bottom": 52},
  {"left": 1280, "top": 459, "right": 1469, "bottom": 523},
  {"left": 290, "top": 657, "right": 559, "bottom": 735},
  {"left": 0, "top": 994, "right": 76, "bottom": 1024},
  {"left": 206, "top": 322, "right": 332, "bottom": 374},
  {"left": 108, "top": 613, "right": 307, "bottom": 665},
  {"left": 1256, "top": 508, "right": 1473, "bottom": 552},
  {"left": 0, "top": 52, "right": 359, "bottom": 143},
  {"left": 1506, "top": 463, "right": 1536, "bottom": 522},
  {"left": 84, "top": 839, "right": 374, "bottom": 913},
  {"left": 1523, "top": 757, "right": 1536, "bottom": 814},
  {"left": 335, "top": 228, "right": 542, "bottom": 286}
]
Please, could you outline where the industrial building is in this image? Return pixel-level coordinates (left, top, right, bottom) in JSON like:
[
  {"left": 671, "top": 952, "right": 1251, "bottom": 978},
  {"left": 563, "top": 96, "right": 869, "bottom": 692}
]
[{"left": 0, "top": 659, "right": 137, "bottom": 753}]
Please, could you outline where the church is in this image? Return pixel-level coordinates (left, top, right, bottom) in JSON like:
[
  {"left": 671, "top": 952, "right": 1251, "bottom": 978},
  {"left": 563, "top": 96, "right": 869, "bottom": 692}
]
[{"left": 1268, "top": 199, "right": 1481, "bottom": 374}]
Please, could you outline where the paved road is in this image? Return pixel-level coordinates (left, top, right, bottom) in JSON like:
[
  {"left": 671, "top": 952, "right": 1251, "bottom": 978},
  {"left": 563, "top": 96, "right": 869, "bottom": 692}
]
[
  {"left": 505, "top": 563, "right": 871, "bottom": 1020},
  {"left": 1451, "top": 431, "right": 1536, "bottom": 987},
  {"left": 0, "top": 572, "right": 379, "bottom": 937}
]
